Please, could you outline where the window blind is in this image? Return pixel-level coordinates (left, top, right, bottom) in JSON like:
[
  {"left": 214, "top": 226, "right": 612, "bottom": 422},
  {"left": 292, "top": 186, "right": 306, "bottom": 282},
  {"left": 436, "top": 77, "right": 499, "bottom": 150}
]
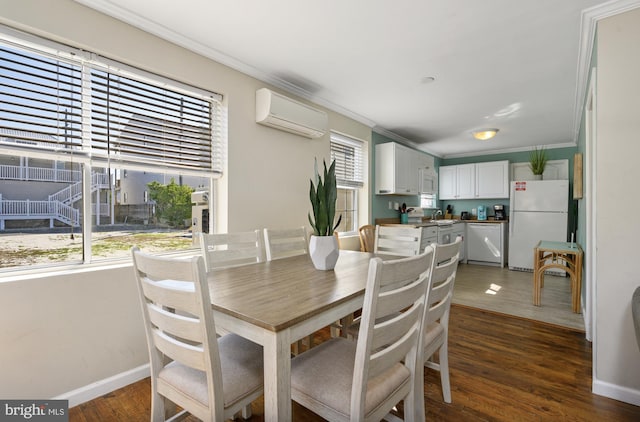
[
  {"left": 330, "top": 132, "right": 364, "bottom": 188},
  {"left": 0, "top": 32, "right": 223, "bottom": 176},
  {"left": 0, "top": 44, "right": 83, "bottom": 153},
  {"left": 90, "top": 69, "right": 217, "bottom": 173}
]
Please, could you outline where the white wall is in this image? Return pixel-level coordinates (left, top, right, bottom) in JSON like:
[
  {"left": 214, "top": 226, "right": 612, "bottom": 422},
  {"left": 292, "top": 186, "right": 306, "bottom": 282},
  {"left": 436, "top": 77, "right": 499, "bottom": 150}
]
[
  {"left": 594, "top": 7, "right": 640, "bottom": 405},
  {"left": 0, "top": 0, "right": 370, "bottom": 402}
]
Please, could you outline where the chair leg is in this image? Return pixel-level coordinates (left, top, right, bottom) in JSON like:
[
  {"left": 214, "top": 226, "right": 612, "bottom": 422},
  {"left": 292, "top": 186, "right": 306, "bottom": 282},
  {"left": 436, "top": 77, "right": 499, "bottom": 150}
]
[
  {"left": 241, "top": 404, "right": 252, "bottom": 419},
  {"left": 439, "top": 343, "right": 452, "bottom": 403}
]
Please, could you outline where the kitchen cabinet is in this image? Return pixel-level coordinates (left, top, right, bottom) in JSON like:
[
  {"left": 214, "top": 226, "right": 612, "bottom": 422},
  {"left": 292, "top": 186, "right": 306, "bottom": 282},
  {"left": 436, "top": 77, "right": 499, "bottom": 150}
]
[
  {"left": 375, "top": 142, "right": 419, "bottom": 195},
  {"left": 440, "top": 160, "right": 509, "bottom": 199},
  {"left": 438, "top": 164, "right": 475, "bottom": 199},
  {"left": 476, "top": 160, "right": 509, "bottom": 198},
  {"left": 420, "top": 226, "right": 438, "bottom": 252},
  {"left": 466, "top": 222, "right": 508, "bottom": 267}
]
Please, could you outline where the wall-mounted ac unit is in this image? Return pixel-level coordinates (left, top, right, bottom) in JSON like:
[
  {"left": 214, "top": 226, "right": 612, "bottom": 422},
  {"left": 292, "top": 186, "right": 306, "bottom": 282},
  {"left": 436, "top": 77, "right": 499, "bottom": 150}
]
[{"left": 255, "top": 88, "right": 328, "bottom": 138}]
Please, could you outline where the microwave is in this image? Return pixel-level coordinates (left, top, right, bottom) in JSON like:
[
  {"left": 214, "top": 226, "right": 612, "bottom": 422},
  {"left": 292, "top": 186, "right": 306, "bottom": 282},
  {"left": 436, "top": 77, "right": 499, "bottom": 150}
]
[{"left": 420, "top": 168, "right": 438, "bottom": 194}]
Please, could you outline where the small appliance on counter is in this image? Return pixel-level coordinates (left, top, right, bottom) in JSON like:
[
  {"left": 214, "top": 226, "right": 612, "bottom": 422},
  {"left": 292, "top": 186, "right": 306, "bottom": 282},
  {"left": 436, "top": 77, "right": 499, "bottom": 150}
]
[
  {"left": 494, "top": 204, "right": 506, "bottom": 220},
  {"left": 407, "top": 207, "right": 424, "bottom": 224},
  {"left": 460, "top": 211, "right": 470, "bottom": 220},
  {"left": 477, "top": 205, "right": 487, "bottom": 221}
]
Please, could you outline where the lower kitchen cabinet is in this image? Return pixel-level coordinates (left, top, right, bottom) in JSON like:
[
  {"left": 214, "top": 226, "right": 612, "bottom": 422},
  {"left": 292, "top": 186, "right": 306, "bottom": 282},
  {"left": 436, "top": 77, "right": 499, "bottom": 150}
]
[
  {"left": 420, "top": 226, "right": 438, "bottom": 252},
  {"left": 466, "top": 222, "right": 508, "bottom": 267}
]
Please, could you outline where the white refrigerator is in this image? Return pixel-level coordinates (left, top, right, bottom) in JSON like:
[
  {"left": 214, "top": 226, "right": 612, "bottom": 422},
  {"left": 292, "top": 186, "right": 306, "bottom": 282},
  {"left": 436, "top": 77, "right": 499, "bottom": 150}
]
[{"left": 508, "top": 180, "right": 568, "bottom": 272}]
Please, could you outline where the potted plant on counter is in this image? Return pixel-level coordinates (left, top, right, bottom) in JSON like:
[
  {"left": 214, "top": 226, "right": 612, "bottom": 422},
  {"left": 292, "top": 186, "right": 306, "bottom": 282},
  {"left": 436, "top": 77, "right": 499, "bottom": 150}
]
[
  {"left": 529, "top": 147, "right": 548, "bottom": 180},
  {"left": 308, "top": 159, "right": 342, "bottom": 270}
]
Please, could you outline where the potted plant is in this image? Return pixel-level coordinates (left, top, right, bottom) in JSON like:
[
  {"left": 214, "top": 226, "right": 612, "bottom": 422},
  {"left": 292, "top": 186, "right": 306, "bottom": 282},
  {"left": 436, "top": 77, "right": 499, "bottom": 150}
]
[
  {"left": 529, "top": 147, "right": 548, "bottom": 179},
  {"left": 308, "top": 159, "right": 342, "bottom": 270}
]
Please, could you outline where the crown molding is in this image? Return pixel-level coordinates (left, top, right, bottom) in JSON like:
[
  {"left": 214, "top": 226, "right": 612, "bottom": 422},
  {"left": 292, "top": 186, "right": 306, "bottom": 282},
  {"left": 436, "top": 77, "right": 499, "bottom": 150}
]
[
  {"left": 442, "top": 142, "right": 577, "bottom": 160},
  {"left": 573, "top": 0, "right": 640, "bottom": 140}
]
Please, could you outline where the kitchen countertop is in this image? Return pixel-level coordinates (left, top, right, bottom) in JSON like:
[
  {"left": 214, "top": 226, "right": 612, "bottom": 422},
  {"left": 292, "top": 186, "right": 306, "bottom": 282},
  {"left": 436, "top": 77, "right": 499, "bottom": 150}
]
[{"left": 375, "top": 217, "right": 508, "bottom": 227}]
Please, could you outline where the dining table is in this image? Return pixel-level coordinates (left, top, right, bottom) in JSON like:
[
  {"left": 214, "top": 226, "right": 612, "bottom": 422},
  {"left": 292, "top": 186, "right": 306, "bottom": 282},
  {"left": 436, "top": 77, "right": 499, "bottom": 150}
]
[{"left": 206, "top": 250, "right": 375, "bottom": 422}]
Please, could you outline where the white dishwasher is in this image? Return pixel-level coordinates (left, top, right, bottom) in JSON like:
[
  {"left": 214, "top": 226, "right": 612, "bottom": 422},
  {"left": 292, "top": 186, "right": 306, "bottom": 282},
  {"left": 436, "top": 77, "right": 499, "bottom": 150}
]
[{"left": 466, "top": 223, "right": 505, "bottom": 267}]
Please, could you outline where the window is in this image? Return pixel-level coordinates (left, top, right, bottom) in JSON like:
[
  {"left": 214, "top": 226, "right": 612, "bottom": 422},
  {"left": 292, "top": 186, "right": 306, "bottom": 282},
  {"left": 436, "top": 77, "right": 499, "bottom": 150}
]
[
  {"left": 330, "top": 132, "right": 364, "bottom": 234},
  {"left": 421, "top": 194, "right": 437, "bottom": 210},
  {"left": 0, "top": 27, "right": 223, "bottom": 271}
]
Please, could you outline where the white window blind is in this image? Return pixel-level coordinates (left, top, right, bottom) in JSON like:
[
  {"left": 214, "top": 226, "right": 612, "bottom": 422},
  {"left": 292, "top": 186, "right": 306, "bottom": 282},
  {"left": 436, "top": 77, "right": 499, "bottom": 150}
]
[
  {"left": 330, "top": 132, "right": 364, "bottom": 188},
  {"left": 90, "top": 69, "right": 217, "bottom": 173},
  {"left": 0, "top": 32, "right": 223, "bottom": 176},
  {"left": 0, "top": 44, "right": 83, "bottom": 154}
]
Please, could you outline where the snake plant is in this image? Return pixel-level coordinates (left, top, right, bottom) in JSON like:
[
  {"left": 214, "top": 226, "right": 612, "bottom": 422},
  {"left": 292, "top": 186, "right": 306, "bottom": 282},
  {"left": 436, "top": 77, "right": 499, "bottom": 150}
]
[{"left": 308, "top": 159, "right": 342, "bottom": 236}]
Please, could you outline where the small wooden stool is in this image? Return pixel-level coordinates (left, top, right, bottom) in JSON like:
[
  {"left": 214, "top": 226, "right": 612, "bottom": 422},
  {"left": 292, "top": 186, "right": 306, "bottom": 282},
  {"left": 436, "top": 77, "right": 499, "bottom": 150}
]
[{"left": 533, "top": 240, "right": 583, "bottom": 313}]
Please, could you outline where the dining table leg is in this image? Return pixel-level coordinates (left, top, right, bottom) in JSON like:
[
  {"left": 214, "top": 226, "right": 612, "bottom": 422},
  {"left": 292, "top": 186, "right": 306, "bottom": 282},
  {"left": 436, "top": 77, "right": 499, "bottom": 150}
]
[{"left": 263, "top": 330, "right": 292, "bottom": 422}]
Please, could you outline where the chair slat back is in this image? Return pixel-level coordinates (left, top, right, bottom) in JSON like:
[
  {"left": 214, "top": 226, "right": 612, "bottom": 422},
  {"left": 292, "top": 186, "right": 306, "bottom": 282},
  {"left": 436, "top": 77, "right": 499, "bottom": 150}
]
[
  {"left": 374, "top": 225, "right": 423, "bottom": 256},
  {"left": 264, "top": 227, "right": 308, "bottom": 260},
  {"left": 200, "top": 230, "right": 265, "bottom": 271},
  {"left": 131, "top": 247, "right": 223, "bottom": 407},
  {"left": 425, "top": 237, "right": 461, "bottom": 327},
  {"left": 359, "top": 224, "right": 375, "bottom": 252},
  {"left": 351, "top": 246, "right": 434, "bottom": 419}
]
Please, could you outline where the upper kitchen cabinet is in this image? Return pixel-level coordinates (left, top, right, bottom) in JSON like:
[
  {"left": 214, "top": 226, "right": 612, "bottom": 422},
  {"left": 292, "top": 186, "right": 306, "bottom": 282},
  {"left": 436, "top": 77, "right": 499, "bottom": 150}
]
[
  {"left": 438, "top": 164, "right": 475, "bottom": 199},
  {"left": 375, "top": 142, "right": 419, "bottom": 195},
  {"left": 439, "top": 160, "right": 509, "bottom": 199},
  {"left": 476, "top": 160, "right": 509, "bottom": 198}
]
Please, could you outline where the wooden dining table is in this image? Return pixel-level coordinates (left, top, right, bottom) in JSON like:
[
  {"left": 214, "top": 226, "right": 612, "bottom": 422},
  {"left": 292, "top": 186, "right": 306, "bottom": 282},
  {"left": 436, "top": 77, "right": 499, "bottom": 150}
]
[{"left": 206, "top": 250, "right": 374, "bottom": 422}]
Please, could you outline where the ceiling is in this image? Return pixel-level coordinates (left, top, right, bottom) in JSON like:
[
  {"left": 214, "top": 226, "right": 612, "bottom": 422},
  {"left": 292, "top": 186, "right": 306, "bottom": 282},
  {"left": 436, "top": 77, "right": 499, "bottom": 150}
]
[{"left": 75, "top": 0, "right": 629, "bottom": 158}]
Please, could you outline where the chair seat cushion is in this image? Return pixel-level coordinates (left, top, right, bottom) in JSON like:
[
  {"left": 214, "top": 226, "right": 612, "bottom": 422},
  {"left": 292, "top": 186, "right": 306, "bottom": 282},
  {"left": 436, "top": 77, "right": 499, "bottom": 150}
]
[
  {"left": 158, "top": 333, "right": 263, "bottom": 409},
  {"left": 291, "top": 337, "right": 410, "bottom": 419}
]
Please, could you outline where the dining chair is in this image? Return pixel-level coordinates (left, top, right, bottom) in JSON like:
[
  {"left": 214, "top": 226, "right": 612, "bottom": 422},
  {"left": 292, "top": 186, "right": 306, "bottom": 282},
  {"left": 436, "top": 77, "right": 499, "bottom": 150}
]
[
  {"left": 374, "top": 225, "right": 423, "bottom": 256},
  {"left": 131, "top": 247, "right": 264, "bottom": 421},
  {"left": 263, "top": 226, "right": 312, "bottom": 353},
  {"left": 358, "top": 224, "right": 375, "bottom": 252},
  {"left": 291, "top": 246, "right": 435, "bottom": 422},
  {"left": 263, "top": 226, "right": 308, "bottom": 261},
  {"left": 421, "top": 236, "right": 462, "bottom": 404},
  {"left": 200, "top": 230, "right": 265, "bottom": 271}
]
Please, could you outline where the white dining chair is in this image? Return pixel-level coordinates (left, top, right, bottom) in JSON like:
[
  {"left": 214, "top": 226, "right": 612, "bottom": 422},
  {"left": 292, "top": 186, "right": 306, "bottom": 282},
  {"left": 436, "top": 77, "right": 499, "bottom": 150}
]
[
  {"left": 131, "top": 247, "right": 264, "bottom": 421},
  {"left": 291, "top": 246, "right": 435, "bottom": 422},
  {"left": 263, "top": 226, "right": 313, "bottom": 354},
  {"left": 421, "top": 236, "right": 462, "bottom": 405},
  {"left": 263, "top": 226, "right": 308, "bottom": 261},
  {"left": 200, "top": 230, "right": 265, "bottom": 271},
  {"left": 374, "top": 225, "right": 423, "bottom": 256}
]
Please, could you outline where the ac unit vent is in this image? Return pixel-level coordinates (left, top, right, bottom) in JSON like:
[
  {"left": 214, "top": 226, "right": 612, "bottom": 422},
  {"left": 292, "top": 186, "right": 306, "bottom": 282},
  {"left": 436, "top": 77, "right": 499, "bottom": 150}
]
[{"left": 255, "top": 88, "right": 328, "bottom": 138}]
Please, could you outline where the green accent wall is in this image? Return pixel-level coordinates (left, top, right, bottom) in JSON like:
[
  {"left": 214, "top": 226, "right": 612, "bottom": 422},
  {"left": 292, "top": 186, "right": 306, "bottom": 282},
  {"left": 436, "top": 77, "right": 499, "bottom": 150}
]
[
  {"left": 439, "top": 147, "right": 578, "bottom": 239},
  {"left": 370, "top": 133, "right": 579, "bottom": 237}
]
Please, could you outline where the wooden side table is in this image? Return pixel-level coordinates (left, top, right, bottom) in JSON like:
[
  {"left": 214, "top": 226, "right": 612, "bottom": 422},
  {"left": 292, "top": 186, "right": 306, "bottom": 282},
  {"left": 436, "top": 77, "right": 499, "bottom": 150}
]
[{"left": 533, "top": 240, "right": 583, "bottom": 313}]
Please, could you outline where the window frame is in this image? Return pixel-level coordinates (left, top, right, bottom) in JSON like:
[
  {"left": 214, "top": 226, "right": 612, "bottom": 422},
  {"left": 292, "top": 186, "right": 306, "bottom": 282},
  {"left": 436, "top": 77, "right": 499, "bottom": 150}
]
[
  {"left": 0, "top": 26, "right": 224, "bottom": 272},
  {"left": 330, "top": 132, "right": 365, "bottom": 236}
]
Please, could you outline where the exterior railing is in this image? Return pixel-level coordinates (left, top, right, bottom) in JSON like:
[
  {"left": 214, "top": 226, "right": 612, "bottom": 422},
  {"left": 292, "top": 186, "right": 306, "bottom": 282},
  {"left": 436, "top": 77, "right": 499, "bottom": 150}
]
[
  {"left": 0, "top": 165, "right": 112, "bottom": 226},
  {"left": 0, "top": 164, "right": 80, "bottom": 183},
  {"left": 0, "top": 198, "right": 80, "bottom": 226}
]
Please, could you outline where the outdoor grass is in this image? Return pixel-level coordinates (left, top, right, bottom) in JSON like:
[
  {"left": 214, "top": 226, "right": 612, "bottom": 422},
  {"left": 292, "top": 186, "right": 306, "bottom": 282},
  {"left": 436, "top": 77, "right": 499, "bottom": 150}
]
[{"left": 0, "top": 230, "right": 193, "bottom": 268}]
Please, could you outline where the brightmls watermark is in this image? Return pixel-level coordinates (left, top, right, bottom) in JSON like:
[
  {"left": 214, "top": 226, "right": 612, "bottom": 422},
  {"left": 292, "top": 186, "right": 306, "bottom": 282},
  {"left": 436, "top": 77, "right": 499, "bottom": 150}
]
[{"left": 0, "top": 400, "right": 68, "bottom": 421}]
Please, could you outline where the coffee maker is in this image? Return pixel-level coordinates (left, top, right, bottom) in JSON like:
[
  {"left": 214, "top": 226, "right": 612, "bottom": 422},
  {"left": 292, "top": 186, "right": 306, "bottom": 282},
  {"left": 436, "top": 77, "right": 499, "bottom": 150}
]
[{"left": 494, "top": 204, "right": 506, "bottom": 220}]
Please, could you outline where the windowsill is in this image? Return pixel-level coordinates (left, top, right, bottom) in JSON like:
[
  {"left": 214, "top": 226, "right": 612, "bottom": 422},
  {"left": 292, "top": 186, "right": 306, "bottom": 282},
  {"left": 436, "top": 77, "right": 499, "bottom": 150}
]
[{"left": 0, "top": 249, "right": 199, "bottom": 283}]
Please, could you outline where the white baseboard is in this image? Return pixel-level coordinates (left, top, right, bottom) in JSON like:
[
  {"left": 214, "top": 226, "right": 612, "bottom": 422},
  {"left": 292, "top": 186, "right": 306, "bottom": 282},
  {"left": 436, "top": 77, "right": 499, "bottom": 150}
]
[
  {"left": 54, "top": 364, "right": 150, "bottom": 408},
  {"left": 593, "top": 378, "right": 640, "bottom": 406}
]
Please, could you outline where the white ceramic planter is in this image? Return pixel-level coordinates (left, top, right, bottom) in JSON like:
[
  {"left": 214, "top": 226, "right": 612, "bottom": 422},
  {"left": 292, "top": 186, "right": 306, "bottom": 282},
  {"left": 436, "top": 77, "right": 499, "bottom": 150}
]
[{"left": 309, "top": 235, "right": 339, "bottom": 270}]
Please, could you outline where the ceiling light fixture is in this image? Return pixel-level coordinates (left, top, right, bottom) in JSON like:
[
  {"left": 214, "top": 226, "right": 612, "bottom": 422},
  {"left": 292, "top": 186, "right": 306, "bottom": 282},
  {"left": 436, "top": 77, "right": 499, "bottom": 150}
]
[{"left": 473, "top": 129, "right": 499, "bottom": 141}]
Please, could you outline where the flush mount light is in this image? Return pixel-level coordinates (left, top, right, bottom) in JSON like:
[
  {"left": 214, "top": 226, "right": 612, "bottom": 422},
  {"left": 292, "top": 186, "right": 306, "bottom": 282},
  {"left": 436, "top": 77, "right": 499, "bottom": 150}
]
[{"left": 473, "top": 128, "right": 499, "bottom": 140}]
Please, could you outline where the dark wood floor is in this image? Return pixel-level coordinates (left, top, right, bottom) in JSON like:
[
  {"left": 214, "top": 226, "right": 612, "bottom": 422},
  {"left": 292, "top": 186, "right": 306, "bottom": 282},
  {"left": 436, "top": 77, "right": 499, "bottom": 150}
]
[{"left": 69, "top": 305, "right": 640, "bottom": 421}]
